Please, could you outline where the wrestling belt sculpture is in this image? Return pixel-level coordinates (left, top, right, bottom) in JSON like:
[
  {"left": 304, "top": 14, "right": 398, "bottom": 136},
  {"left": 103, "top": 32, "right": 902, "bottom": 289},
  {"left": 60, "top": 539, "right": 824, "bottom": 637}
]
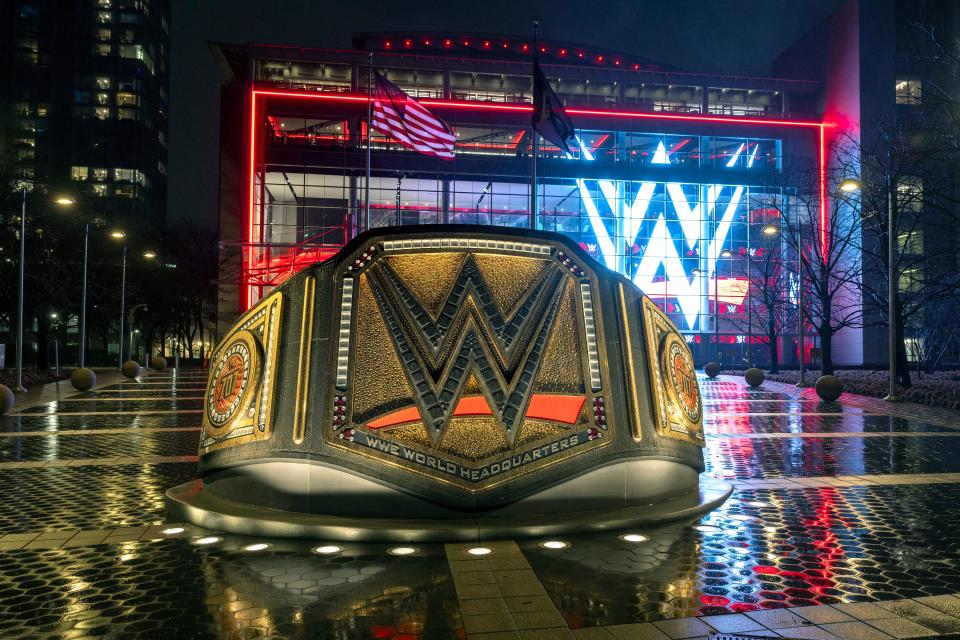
[{"left": 167, "top": 226, "right": 730, "bottom": 540}]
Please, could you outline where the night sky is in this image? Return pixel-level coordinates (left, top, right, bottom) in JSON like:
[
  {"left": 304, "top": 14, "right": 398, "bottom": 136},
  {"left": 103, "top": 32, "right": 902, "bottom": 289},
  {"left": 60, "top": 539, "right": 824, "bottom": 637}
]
[{"left": 167, "top": 0, "right": 843, "bottom": 230}]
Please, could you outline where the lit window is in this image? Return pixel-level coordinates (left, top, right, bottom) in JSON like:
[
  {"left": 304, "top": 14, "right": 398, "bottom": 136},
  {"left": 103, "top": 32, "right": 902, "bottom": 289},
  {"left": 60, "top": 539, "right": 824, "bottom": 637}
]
[
  {"left": 897, "top": 176, "right": 923, "bottom": 212},
  {"left": 96, "top": 27, "right": 111, "bottom": 41},
  {"left": 95, "top": 107, "right": 110, "bottom": 119},
  {"left": 98, "top": 0, "right": 112, "bottom": 7},
  {"left": 898, "top": 230, "right": 923, "bottom": 254},
  {"left": 95, "top": 43, "right": 111, "bottom": 56},
  {"left": 71, "top": 166, "right": 89, "bottom": 181},
  {"left": 898, "top": 267, "right": 923, "bottom": 293},
  {"left": 96, "top": 92, "right": 110, "bottom": 105},
  {"left": 92, "top": 168, "right": 109, "bottom": 181},
  {"left": 92, "top": 183, "right": 108, "bottom": 197},
  {"left": 35, "top": 104, "right": 48, "bottom": 117},
  {"left": 896, "top": 78, "right": 922, "bottom": 105},
  {"left": 114, "top": 168, "right": 146, "bottom": 185},
  {"left": 14, "top": 103, "right": 32, "bottom": 116},
  {"left": 117, "top": 107, "right": 138, "bottom": 120},
  {"left": 96, "top": 76, "right": 112, "bottom": 89},
  {"left": 97, "top": 11, "right": 112, "bottom": 23},
  {"left": 16, "top": 38, "right": 39, "bottom": 52},
  {"left": 115, "top": 92, "right": 138, "bottom": 106}
]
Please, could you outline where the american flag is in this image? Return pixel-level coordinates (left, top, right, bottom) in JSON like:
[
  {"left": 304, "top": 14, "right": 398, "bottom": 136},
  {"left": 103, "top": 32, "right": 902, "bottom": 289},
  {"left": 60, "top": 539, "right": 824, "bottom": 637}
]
[{"left": 371, "top": 73, "right": 455, "bottom": 160}]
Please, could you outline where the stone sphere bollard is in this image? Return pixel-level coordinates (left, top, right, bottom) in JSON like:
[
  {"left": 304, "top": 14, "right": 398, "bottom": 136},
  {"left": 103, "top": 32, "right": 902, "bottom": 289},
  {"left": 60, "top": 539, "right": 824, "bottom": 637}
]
[
  {"left": 744, "top": 367, "right": 765, "bottom": 388},
  {"left": 150, "top": 356, "right": 168, "bottom": 371},
  {"left": 704, "top": 362, "right": 721, "bottom": 378},
  {"left": 0, "top": 384, "right": 14, "bottom": 415},
  {"left": 815, "top": 375, "right": 844, "bottom": 402},
  {"left": 70, "top": 368, "right": 97, "bottom": 391},
  {"left": 121, "top": 360, "right": 141, "bottom": 379}
]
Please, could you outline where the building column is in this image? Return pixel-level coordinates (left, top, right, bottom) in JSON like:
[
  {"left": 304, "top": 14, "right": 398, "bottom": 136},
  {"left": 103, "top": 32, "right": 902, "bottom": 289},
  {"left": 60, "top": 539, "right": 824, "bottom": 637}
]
[
  {"left": 700, "top": 85, "right": 709, "bottom": 114},
  {"left": 443, "top": 70, "right": 451, "bottom": 99},
  {"left": 441, "top": 178, "right": 451, "bottom": 223},
  {"left": 349, "top": 176, "right": 359, "bottom": 238}
]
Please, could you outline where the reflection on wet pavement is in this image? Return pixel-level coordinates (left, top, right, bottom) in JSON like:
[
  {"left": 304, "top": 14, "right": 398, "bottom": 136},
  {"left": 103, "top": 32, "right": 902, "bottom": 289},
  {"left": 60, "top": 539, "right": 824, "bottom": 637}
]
[{"left": 0, "top": 370, "right": 959, "bottom": 639}]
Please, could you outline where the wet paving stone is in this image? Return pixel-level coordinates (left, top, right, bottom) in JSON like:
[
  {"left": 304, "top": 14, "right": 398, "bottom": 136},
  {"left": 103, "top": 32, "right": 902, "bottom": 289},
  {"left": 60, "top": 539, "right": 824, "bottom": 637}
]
[
  {"left": 0, "top": 430, "right": 199, "bottom": 461},
  {"left": 0, "top": 539, "right": 462, "bottom": 640},
  {"left": 705, "top": 414, "right": 960, "bottom": 434},
  {"left": 0, "top": 463, "right": 196, "bottom": 533},
  {"left": 18, "top": 399, "right": 204, "bottom": 413},
  {"left": 0, "top": 412, "right": 201, "bottom": 433},
  {"left": 521, "top": 483, "right": 960, "bottom": 628},
  {"left": 705, "top": 435, "right": 960, "bottom": 478}
]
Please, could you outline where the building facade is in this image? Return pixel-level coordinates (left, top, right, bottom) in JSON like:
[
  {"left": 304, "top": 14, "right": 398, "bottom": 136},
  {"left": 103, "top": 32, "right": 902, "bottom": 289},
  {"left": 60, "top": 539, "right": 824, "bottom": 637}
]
[
  {"left": 213, "top": 33, "right": 836, "bottom": 367},
  {"left": 1, "top": 0, "right": 170, "bottom": 234},
  {"left": 777, "top": 0, "right": 960, "bottom": 369}
]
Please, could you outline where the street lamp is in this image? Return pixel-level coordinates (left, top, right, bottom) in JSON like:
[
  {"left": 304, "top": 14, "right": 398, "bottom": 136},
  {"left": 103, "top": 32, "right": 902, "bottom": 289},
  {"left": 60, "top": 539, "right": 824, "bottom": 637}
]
[
  {"left": 128, "top": 303, "right": 149, "bottom": 361},
  {"left": 795, "top": 210, "right": 811, "bottom": 388},
  {"left": 838, "top": 177, "right": 899, "bottom": 400},
  {"left": 839, "top": 178, "right": 861, "bottom": 193},
  {"left": 12, "top": 188, "right": 27, "bottom": 392},
  {"left": 54, "top": 196, "right": 93, "bottom": 368},
  {"left": 110, "top": 231, "right": 127, "bottom": 369}
]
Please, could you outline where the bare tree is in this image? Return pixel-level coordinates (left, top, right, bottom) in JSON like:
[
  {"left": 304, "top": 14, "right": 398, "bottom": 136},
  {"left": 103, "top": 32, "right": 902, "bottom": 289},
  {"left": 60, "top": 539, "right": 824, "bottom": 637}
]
[
  {"left": 778, "top": 142, "right": 866, "bottom": 375},
  {"left": 729, "top": 233, "right": 792, "bottom": 373}
]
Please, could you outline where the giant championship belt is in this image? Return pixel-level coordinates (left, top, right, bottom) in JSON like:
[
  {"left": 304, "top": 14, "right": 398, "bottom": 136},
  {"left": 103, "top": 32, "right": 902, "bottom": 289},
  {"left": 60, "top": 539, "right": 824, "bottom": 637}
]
[{"left": 167, "top": 226, "right": 730, "bottom": 540}]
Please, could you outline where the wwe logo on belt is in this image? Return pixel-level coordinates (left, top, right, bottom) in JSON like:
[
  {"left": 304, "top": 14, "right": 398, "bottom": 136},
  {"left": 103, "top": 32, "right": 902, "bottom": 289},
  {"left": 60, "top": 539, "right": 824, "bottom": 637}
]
[{"left": 367, "top": 256, "right": 569, "bottom": 445}]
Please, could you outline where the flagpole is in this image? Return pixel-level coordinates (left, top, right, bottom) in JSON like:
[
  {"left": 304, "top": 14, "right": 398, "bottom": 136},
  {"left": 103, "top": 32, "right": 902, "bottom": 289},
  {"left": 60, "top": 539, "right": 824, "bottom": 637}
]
[
  {"left": 529, "top": 19, "right": 539, "bottom": 231},
  {"left": 365, "top": 52, "right": 373, "bottom": 232}
]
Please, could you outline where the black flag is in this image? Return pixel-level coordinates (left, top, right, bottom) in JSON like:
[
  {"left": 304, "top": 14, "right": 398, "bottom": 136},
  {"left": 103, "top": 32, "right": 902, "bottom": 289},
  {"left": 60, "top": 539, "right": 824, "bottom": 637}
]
[{"left": 532, "top": 58, "right": 575, "bottom": 154}]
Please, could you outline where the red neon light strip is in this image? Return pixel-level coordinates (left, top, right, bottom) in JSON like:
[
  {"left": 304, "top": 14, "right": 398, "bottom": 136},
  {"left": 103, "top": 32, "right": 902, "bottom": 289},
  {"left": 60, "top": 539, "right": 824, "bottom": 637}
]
[
  {"left": 251, "top": 89, "right": 824, "bottom": 127},
  {"left": 366, "top": 394, "right": 585, "bottom": 429},
  {"left": 819, "top": 124, "right": 827, "bottom": 257},
  {"left": 246, "top": 90, "right": 257, "bottom": 309}
]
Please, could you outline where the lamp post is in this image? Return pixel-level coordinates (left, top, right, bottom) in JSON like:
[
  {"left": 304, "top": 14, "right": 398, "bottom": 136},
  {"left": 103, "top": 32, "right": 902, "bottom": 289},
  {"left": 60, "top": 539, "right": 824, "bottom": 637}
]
[
  {"left": 127, "top": 304, "right": 152, "bottom": 357},
  {"left": 883, "top": 175, "right": 901, "bottom": 402},
  {"left": 111, "top": 231, "right": 127, "bottom": 369},
  {"left": 761, "top": 223, "right": 779, "bottom": 368},
  {"left": 837, "top": 176, "right": 900, "bottom": 400},
  {"left": 746, "top": 221, "right": 753, "bottom": 368},
  {"left": 14, "top": 188, "right": 27, "bottom": 392},
  {"left": 718, "top": 248, "right": 732, "bottom": 364},
  {"left": 54, "top": 197, "right": 90, "bottom": 368},
  {"left": 795, "top": 210, "right": 810, "bottom": 387},
  {"left": 693, "top": 255, "right": 727, "bottom": 365}
]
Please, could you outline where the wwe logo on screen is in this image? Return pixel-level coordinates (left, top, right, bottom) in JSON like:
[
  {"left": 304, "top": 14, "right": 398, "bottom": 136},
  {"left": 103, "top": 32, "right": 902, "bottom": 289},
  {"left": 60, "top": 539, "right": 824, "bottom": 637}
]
[{"left": 576, "top": 178, "right": 743, "bottom": 330}]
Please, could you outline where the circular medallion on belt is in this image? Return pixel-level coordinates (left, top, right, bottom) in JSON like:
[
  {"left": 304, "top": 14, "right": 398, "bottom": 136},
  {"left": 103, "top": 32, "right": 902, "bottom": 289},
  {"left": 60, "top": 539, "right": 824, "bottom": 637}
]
[
  {"left": 661, "top": 333, "right": 701, "bottom": 424},
  {"left": 206, "top": 330, "right": 261, "bottom": 429}
]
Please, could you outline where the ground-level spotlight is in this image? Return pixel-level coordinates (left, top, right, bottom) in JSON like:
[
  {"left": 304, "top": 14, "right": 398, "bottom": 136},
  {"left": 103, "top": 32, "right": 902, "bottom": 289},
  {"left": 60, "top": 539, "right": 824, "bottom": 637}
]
[
  {"left": 243, "top": 543, "right": 270, "bottom": 552},
  {"left": 312, "top": 545, "right": 342, "bottom": 555},
  {"left": 539, "top": 540, "right": 569, "bottom": 550},
  {"left": 388, "top": 546, "right": 418, "bottom": 556},
  {"left": 467, "top": 547, "right": 492, "bottom": 556},
  {"left": 619, "top": 533, "right": 649, "bottom": 543},
  {"left": 161, "top": 527, "right": 184, "bottom": 535},
  {"left": 193, "top": 536, "right": 221, "bottom": 545}
]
